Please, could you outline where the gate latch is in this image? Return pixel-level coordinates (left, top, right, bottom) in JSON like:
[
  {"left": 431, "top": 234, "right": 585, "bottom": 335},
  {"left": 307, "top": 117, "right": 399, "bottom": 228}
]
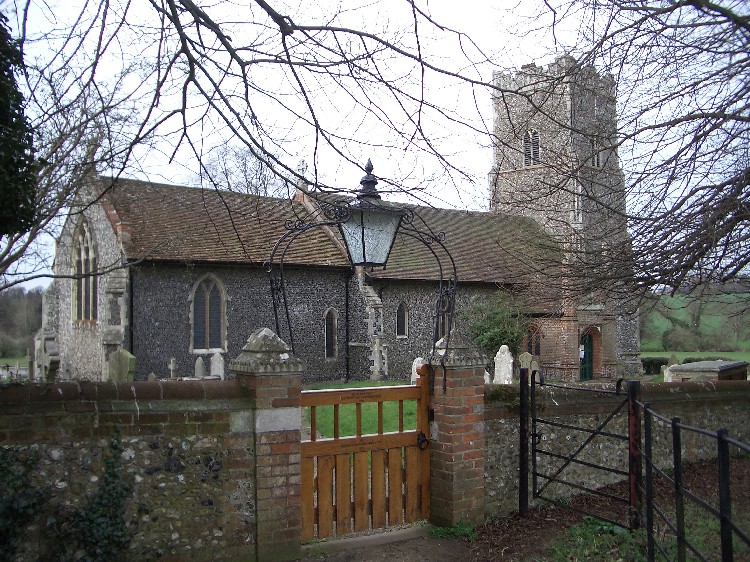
[{"left": 417, "top": 432, "right": 430, "bottom": 450}]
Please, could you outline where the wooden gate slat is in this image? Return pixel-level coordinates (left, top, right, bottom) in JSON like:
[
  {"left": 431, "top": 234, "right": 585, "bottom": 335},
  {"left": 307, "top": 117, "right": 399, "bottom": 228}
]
[
  {"left": 371, "top": 450, "right": 386, "bottom": 528},
  {"left": 353, "top": 452, "right": 369, "bottom": 532},
  {"left": 301, "top": 456, "right": 315, "bottom": 541},
  {"left": 301, "top": 379, "right": 430, "bottom": 541},
  {"left": 335, "top": 454, "right": 352, "bottom": 535},
  {"left": 388, "top": 448, "right": 404, "bottom": 525},
  {"left": 317, "top": 456, "right": 335, "bottom": 539},
  {"left": 405, "top": 446, "right": 420, "bottom": 522}
]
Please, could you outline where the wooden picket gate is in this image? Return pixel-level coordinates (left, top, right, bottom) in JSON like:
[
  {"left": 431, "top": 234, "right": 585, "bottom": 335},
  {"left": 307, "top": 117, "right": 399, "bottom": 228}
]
[{"left": 300, "top": 378, "right": 431, "bottom": 541}]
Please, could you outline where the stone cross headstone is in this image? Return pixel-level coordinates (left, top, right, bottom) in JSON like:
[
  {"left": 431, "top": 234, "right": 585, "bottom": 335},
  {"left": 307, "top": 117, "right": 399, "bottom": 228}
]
[
  {"left": 493, "top": 345, "right": 513, "bottom": 384},
  {"left": 168, "top": 357, "right": 177, "bottom": 379},
  {"left": 194, "top": 356, "right": 206, "bottom": 379},
  {"left": 411, "top": 357, "right": 424, "bottom": 385},
  {"left": 518, "top": 351, "right": 533, "bottom": 370},
  {"left": 210, "top": 352, "right": 225, "bottom": 380}
]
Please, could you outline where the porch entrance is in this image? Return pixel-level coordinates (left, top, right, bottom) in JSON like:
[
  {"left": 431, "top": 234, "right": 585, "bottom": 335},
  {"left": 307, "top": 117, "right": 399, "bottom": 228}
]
[
  {"left": 300, "top": 377, "right": 431, "bottom": 541},
  {"left": 580, "top": 332, "right": 593, "bottom": 381}
]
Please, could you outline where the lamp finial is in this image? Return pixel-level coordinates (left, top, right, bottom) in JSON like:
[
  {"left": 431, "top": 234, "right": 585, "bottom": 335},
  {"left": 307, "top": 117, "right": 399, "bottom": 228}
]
[{"left": 359, "top": 159, "right": 380, "bottom": 199}]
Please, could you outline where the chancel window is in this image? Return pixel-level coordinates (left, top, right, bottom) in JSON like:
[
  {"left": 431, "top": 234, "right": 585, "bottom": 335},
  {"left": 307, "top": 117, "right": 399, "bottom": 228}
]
[
  {"left": 523, "top": 130, "right": 540, "bottom": 166},
  {"left": 325, "top": 308, "right": 338, "bottom": 359},
  {"left": 73, "top": 218, "right": 98, "bottom": 323},
  {"left": 191, "top": 275, "right": 226, "bottom": 352},
  {"left": 396, "top": 302, "right": 408, "bottom": 337}
]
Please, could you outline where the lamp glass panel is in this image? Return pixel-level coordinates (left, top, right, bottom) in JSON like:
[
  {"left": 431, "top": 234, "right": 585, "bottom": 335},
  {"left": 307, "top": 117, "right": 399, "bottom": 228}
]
[{"left": 340, "top": 207, "right": 400, "bottom": 266}]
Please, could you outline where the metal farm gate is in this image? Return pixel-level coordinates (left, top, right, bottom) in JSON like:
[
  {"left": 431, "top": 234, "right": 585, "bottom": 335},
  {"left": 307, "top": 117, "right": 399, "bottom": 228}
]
[
  {"left": 520, "top": 370, "right": 642, "bottom": 530},
  {"left": 300, "top": 377, "right": 431, "bottom": 541}
]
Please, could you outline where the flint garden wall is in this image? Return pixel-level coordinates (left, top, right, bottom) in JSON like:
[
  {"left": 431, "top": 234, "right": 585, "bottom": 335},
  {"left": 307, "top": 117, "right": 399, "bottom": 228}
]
[{"left": 484, "top": 380, "right": 750, "bottom": 518}]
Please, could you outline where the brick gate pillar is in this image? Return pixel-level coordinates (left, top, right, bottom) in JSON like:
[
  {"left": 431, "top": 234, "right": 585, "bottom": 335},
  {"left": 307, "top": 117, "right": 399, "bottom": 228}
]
[
  {"left": 229, "top": 328, "right": 303, "bottom": 562},
  {"left": 429, "top": 333, "right": 488, "bottom": 527}
]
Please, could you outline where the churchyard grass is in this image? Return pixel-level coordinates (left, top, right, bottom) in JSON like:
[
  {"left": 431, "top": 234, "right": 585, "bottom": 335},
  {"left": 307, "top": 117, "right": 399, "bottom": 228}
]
[
  {"left": 303, "top": 380, "right": 416, "bottom": 438},
  {"left": 545, "top": 504, "right": 750, "bottom": 561}
]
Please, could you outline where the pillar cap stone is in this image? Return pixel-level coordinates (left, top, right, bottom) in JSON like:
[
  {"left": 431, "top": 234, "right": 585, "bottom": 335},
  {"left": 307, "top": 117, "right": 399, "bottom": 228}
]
[
  {"left": 432, "top": 330, "right": 488, "bottom": 368},
  {"left": 229, "top": 328, "right": 304, "bottom": 376}
]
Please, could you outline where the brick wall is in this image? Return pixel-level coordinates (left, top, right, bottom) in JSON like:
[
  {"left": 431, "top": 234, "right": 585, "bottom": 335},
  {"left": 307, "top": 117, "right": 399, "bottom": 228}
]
[
  {"left": 0, "top": 380, "right": 257, "bottom": 561},
  {"left": 484, "top": 380, "right": 750, "bottom": 518}
]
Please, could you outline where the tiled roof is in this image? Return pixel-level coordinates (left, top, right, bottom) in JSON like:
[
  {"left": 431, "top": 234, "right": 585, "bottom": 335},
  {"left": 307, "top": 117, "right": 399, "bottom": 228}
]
[
  {"left": 370, "top": 205, "right": 560, "bottom": 285},
  {"left": 96, "top": 177, "right": 350, "bottom": 267},
  {"left": 96, "top": 177, "right": 560, "bottom": 284}
]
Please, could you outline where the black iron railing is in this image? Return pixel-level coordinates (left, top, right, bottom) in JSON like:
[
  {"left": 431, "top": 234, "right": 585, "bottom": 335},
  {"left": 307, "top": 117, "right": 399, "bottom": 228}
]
[{"left": 519, "top": 372, "right": 750, "bottom": 562}]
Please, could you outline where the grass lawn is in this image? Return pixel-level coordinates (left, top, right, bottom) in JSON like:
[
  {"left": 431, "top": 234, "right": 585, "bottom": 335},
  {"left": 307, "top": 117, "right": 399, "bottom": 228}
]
[
  {"left": 641, "top": 351, "right": 750, "bottom": 362},
  {"left": 0, "top": 356, "right": 26, "bottom": 367},
  {"left": 304, "top": 379, "right": 416, "bottom": 438}
]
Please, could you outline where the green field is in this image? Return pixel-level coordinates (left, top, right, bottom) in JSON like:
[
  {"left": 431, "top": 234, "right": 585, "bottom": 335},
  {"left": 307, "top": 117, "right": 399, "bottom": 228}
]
[
  {"left": 640, "top": 292, "right": 750, "bottom": 352},
  {"left": 640, "top": 351, "right": 750, "bottom": 362},
  {"left": 0, "top": 356, "right": 26, "bottom": 367},
  {"left": 304, "top": 379, "right": 415, "bottom": 438}
]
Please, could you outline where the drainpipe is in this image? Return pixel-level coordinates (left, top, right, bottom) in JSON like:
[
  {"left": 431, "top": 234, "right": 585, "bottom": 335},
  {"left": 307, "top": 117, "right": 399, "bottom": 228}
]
[
  {"left": 128, "top": 266, "right": 134, "bottom": 356},
  {"left": 345, "top": 270, "right": 351, "bottom": 382}
]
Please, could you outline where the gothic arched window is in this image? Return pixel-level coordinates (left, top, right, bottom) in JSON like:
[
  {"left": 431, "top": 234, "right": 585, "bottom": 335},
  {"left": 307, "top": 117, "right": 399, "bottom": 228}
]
[
  {"left": 191, "top": 275, "right": 226, "bottom": 352},
  {"left": 526, "top": 327, "right": 541, "bottom": 356},
  {"left": 73, "top": 218, "right": 98, "bottom": 323},
  {"left": 396, "top": 302, "right": 408, "bottom": 338},
  {"left": 325, "top": 308, "right": 338, "bottom": 359},
  {"left": 523, "top": 130, "right": 540, "bottom": 166}
]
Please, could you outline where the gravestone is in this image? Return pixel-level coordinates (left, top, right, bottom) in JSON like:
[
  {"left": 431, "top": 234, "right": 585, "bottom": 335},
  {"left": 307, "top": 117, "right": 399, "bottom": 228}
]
[
  {"left": 168, "top": 357, "right": 177, "bottom": 379},
  {"left": 108, "top": 348, "right": 136, "bottom": 382},
  {"left": 411, "top": 357, "right": 424, "bottom": 384},
  {"left": 210, "top": 352, "right": 225, "bottom": 380},
  {"left": 194, "top": 356, "right": 206, "bottom": 379},
  {"left": 493, "top": 345, "right": 513, "bottom": 384}
]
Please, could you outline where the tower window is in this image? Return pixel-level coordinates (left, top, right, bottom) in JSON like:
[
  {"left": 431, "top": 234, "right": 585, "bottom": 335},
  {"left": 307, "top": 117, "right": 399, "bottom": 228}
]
[
  {"left": 523, "top": 130, "right": 540, "bottom": 166},
  {"left": 590, "top": 139, "right": 602, "bottom": 168},
  {"left": 573, "top": 179, "right": 584, "bottom": 225},
  {"left": 73, "top": 218, "right": 98, "bottom": 323}
]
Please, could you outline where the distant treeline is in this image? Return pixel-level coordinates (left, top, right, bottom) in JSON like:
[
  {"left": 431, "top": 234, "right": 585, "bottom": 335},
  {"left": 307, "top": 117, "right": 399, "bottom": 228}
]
[{"left": 0, "top": 287, "right": 43, "bottom": 358}]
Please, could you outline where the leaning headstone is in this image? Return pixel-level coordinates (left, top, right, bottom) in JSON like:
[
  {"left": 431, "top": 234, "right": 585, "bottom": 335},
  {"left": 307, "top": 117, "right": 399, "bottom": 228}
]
[
  {"left": 411, "top": 357, "right": 424, "bottom": 385},
  {"left": 210, "top": 352, "right": 225, "bottom": 380},
  {"left": 494, "top": 345, "right": 514, "bottom": 384},
  {"left": 108, "top": 348, "right": 136, "bottom": 382},
  {"left": 147, "top": 372, "right": 157, "bottom": 381},
  {"left": 194, "top": 356, "right": 206, "bottom": 379},
  {"left": 168, "top": 357, "right": 177, "bottom": 379}
]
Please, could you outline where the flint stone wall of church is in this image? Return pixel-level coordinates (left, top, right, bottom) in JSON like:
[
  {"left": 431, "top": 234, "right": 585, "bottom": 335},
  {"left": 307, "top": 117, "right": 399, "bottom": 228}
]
[
  {"left": 376, "top": 280, "right": 497, "bottom": 378},
  {"left": 129, "top": 263, "right": 351, "bottom": 381}
]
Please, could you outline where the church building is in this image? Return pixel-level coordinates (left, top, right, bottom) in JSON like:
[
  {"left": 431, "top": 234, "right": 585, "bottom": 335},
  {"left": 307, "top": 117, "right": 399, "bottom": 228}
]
[{"left": 37, "top": 57, "right": 640, "bottom": 383}]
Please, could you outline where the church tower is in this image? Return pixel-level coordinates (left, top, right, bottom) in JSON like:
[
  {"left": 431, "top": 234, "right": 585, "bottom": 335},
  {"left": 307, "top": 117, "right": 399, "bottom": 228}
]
[{"left": 490, "top": 56, "right": 640, "bottom": 379}]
